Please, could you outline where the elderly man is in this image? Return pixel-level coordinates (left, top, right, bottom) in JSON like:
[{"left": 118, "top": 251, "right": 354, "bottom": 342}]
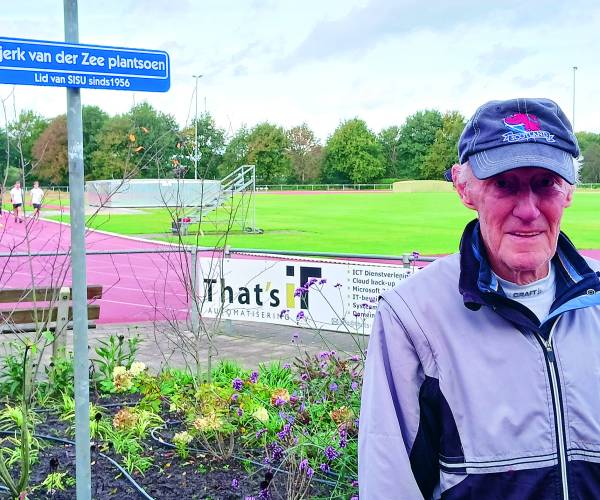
[{"left": 359, "top": 98, "right": 600, "bottom": 499}]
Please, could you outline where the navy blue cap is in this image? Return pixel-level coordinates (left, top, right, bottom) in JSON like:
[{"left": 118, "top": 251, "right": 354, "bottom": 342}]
[{"left": 457, "top": 98, "right": 580, "bottom": 184}]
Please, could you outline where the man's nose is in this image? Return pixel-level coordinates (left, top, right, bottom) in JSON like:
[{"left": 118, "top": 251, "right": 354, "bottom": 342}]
[{"left": 512, "top": 189, "right": 540, "bottom": 221}]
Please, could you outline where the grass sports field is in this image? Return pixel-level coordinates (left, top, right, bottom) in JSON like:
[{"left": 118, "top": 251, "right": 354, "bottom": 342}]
[{"left": 49, "top": 188, "right": 600, "bottom": 256}]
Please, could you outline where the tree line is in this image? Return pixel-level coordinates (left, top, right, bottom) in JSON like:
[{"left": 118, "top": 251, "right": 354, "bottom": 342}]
[{"left": 2, "top": 103, "right": 600, "bottom": 186}]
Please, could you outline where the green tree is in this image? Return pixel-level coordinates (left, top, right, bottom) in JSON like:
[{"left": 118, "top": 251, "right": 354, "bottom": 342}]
[
  {"left": 82, "top": 105, "right": 109, "bottom": 172},
  {"left": 0, "top": 127, "right": 21, "bottom": 186},
  {"left": 127, "top": 102, "right": 180, "bottom": 178},
  {"left": 580, "top": 143, "right": 600, "bottom": 183},
  {"left": 286, "top": 123, "right": 323, "bottom": 182},
  {"left": 89, "top": 102, "right": 179, "bottom": 180},
  {"left": 89, "top": 115, "right": 137, "bottom": 179},
  {"left": 32, "top": 115, "right": 68, "bottom": 184},
  {"left": 246, "top": 122, "right": 291, "bottom": 184},
  {"left": 323, "top": 118, "right": 384, "bottom": 183},
  {"left": 421, "top": 111, "right": 466, "bottom": 180},
  {"left": 220, "top": 126, "right": 250, "bottom": 177},
  {"left": 8, "top": 110, "right": 49, "bottom": 174},
  {"left": 179, "top": 112, "right": 226, "bottom": 179},
  {"left": 378, "top": 126, "right": 401, "bottom": 178},
  {"left": 397, "top": 109, "right": 443, "bottom": 179},
  {"left": 575, "top": 131, "right": 600, "bottom": 155}
]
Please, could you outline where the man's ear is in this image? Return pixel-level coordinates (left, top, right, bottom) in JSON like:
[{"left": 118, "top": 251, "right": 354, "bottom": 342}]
[
  {"left": 452, "top": 163, "right": 477, "bottom": 210},
  {"left": 564, "top": 184, "right": 574, "bottom": 208}
]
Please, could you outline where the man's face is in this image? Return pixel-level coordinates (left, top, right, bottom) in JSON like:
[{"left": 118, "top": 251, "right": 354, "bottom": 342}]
[
  {"left": 15, "top": 182, "right": 20, "bottom": 189},
  {"left": 457, "top": 167, "right": 573, "bottom": 284}
]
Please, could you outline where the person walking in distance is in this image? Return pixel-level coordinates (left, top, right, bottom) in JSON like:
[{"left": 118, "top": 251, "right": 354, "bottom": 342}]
[
  {"left": 30, "top": 181, "right": 44, "bottom": 220},
  {"left": 10, "top": 181, "right": 24, "bottom": 223}
]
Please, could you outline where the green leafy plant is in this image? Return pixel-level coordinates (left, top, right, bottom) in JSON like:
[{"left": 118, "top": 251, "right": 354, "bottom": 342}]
[
  {"left": 0, "top": 344, "right": 34, "bottom": 498},
  {"left": 123, "top": 451, "right": 153, "bottom": 475},
  {"left": 173, "top": 431, "right": 193, "bottom": 460},
  {"left": 92, "top": 334, "right": 141, "bottom": 384},
  {"left": 42, "top": 350, "right": 75, "bottom": 400},
  {"left": 38, "top": 471, "right": 75, "bottom": 494},
  {"left": 0, "top": 346, "right": 26, "bottom": 400},
  {"left": 210, "top": 360, "right": 247, "bottom": 385}
]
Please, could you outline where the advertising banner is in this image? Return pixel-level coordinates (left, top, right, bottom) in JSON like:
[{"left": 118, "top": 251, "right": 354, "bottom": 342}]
[{"left": 198, "top": 256, "right": 415, "bottom": 335}]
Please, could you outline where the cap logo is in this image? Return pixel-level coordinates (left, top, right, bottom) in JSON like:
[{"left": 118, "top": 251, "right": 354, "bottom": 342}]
[{"left": 502, "top": 113, "right": 555, "bottom": 143}]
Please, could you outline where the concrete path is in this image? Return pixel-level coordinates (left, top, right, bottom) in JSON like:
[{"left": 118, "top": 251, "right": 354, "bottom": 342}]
[{"left": 0, "top": 319, "right": 366, "bottom": 374}]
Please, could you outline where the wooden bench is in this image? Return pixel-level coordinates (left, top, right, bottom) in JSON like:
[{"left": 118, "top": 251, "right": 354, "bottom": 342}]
[{"left": 0, "top": 285, "right": 103, "bottom": 357}]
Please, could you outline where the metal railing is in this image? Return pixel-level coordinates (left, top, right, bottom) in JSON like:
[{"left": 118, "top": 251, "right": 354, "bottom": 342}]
[{"left": 0, "top": 246, "right": 436, "bottom": 267}]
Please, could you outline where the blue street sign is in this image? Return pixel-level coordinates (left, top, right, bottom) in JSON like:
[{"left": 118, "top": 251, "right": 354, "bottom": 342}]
[{"left": 0, "top": 36, "right": 170, "bottom": 92}]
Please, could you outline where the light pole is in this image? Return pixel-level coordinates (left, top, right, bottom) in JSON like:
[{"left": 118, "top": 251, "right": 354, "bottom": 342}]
[
  {"left": 193, "top": 74, "right": 203, "bottom": 180},
  {"left": 572, "top": 66, "right": 578, "bottom": 130}
]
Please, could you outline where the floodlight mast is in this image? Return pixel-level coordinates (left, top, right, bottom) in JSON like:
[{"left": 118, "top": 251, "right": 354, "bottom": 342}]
[{"left": 193, "top": 74, "right": 203, "bottom": 180}]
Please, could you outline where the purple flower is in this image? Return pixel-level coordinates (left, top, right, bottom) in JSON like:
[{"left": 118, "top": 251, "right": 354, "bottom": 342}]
[
  {"left": 277, "top": 423, "right": 292, "bottom": 440},
  {"left": 305, "top": 277, "right": 318, "bottom": 288},
  {"left": 353, "top": 311, "right": 361, "bottom": 317},
  {"left": 412, "top": 251, "right": 420, "bottom": 260},
  {"left": 319, "top": 463, "right": 331, "bottom": 473},
  {"left": 300, "top": 373, "right": 309, "bottom": 381},
  {"left": 258, "top": 488, "right": 271, "bottom": 500},
  {"left": 350, "top": 497, "right": 359, "bottom": 500},
  {"left": 351, "top": 480, "right": 359, "bottom": 488},
  {"left": 237, "top": 408, "right": 244, "bottom": 417},
  {"left": 231, "top": 393, "right": 239, "bottom": 402},
  {"left": 351, "top": 381, "right": 359, "bottom": 391},
  {"left": 274, "top": 397, "right": 287, "bottom": 407},
  {"left": 250, "top": 371, "right": 259, "bottom": 384},
  {"left": 231, "top": 478, "right": 239, "bottom": 489},
  {"left": 329, "top": 382, "right": 338, "bottom": 392},
  {"left": 318, "top": 278, "right": 327, "bottom": 285},
  {"left": 268, "top": 442, "right": 284, "bottom": 461},
  {"left": 350, "top": 354, "right": 360, "bottom": 361},
  {"left": 296, "top": 311, "right": 305, "bottom": 321},
  {"left": 279, "top": 309, "right": 289, "bottom": 319},
  {"left": 232, "top": 378, "right": 243, "bottom": 391},
  {"left": 361, "top": 302, "right": 370, "bottom": 308},
  {"left": 290, "top": 395, "right": 298, "bottom": 404},
  {"left": 245, "top": 497, "right": 256, "bottom": 500},
  {"left": 324, "top": 446, "right": 339, "bottom": 461},
  {"left": 283, "top": 362, "right": 291, "bottom": 369},
  {"left": 299, "top": 458, "right": 309, "bottom": 470},
  {"left": 256, "top": 428, "right": 267, "bottom": 439},
  {"left": 306, "top": 466, "right": 314, "bottom": 478},
  {"left": 294, "top": 287, "right": 307, "bottom": 297},
  {"left": 319, "top": 351, "right": 330, "bottom": 359}
]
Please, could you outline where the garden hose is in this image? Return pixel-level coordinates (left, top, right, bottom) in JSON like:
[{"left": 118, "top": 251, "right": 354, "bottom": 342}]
[
  {"left": 0, "top": 430, "right": 155, "bottom": 500},
  {"left": 149, "top": 425, "right": 340, "bottom": 488}
]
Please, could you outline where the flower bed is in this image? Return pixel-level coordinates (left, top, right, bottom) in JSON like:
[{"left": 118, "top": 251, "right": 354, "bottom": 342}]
[{"left": 0, "top": 337, "right": 362, "bottom": 499}]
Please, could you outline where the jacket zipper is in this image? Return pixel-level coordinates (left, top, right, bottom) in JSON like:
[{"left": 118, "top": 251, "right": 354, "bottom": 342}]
[{"left": 535, "top": 317, "right": 569, "bottom": 500}]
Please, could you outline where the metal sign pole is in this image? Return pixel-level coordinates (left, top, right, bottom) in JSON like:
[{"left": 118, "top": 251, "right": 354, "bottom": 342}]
[{"left": 64, "top": 1, "right": 91, "bottom": 498}]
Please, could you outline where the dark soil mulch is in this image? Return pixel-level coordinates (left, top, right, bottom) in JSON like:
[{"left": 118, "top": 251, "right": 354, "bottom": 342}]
[{"left": 0, "top": 395, "right": 334, "bottom": 499}]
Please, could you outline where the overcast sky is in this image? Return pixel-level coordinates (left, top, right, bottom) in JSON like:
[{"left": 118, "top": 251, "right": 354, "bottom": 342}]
[{"left": 1, "top": 1, "right": 598, "bottom": 141}]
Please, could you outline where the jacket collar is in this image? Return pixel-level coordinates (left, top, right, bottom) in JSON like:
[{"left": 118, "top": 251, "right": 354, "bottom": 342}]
[{"left": 458, "top": 219, "right": 600, "bottom": 322}]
